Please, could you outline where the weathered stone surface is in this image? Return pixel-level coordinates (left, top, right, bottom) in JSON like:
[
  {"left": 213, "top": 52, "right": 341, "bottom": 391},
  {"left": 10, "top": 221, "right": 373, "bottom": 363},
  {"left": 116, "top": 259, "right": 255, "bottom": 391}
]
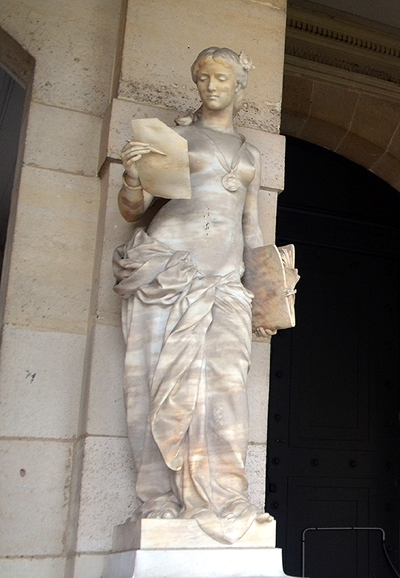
[
  {"left": 0, "top": 558, "right": 66, "bottom": 578},
  {"left": 4, "top": 166, "right": 100, "bottom": 334},
  {"left": 0, "top": 0, "right": 122, "bottom": 115},
  {"left": 0, "top": 439, "right": 72, "bottom": 556},
  {"left": 247, "top": 341, "right": 271, "bottom": 444},
  {"left": 76, "top": 436, "right": 137, "bottom": 553},
  {"left": 120, "top": 0, "right": 286, "bottom": 133},
  {"left": 24, "top": 102, "right": 102, "bottom": 177},
  {"left": 0, "top": 327, "right": 85, "bottom": 439},
  {"left": 86, "top": 324, "right": 126, "bottom": 437}
]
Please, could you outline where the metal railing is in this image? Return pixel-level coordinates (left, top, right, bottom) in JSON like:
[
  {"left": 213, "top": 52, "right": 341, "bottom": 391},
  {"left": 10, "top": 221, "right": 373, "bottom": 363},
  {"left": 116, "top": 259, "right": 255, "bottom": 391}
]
[{"left": 301, "top": 527, "right": 400, "bottom": 578}]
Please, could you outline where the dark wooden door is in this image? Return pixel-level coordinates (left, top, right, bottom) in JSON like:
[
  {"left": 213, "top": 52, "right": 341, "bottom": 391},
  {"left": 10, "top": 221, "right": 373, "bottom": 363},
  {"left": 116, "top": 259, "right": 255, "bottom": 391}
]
[{"left": 266, "top": 138, "right": 400, "bottom": 578}]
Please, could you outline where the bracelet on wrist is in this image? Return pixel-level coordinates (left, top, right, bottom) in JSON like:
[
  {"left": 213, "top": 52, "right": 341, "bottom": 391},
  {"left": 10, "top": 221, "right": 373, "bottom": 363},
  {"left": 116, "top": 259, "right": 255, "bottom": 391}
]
[{"left": 123, "top": 172, "right": 142, "bottom": 190}]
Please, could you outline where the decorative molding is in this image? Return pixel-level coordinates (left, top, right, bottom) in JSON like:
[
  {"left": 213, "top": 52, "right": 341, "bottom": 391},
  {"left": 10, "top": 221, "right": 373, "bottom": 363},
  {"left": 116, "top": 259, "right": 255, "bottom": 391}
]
[
  {"left": 287, "top": 18, "right": 400, "bottom": 59},
  {"left": 285, "top": 56, "right": 400, "bottom": 101},
  {"left": 285, "top": 46, "right": 400, "bottom": 85},
  {"left": 286, "top": 5, "right": 400, "bottom": 87}
]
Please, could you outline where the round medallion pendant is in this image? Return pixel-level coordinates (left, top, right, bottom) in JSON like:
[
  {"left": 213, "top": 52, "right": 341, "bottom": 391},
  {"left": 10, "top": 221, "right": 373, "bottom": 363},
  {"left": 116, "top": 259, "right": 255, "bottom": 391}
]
[{"left": 221, "top": 173, "right": 241, "bottom": 192}]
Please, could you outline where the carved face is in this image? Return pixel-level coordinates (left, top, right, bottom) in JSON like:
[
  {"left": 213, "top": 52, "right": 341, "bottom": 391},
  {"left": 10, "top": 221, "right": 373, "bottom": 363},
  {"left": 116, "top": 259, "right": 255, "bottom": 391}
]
[{"left": 196, "top": 58, "right": 239, "bottom": 111}]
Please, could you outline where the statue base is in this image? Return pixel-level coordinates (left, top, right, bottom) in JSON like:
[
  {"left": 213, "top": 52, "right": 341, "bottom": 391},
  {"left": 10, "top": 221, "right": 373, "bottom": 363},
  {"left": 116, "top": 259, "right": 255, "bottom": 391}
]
[
  {"left": 102, "top": 547, "right": 302, "bottom": 578},
  {"left": 112, "top": 518, "right": 276, "bottom": 550},
  {"left": 102, "top": 519, "right": 303, "bottom": 578}
]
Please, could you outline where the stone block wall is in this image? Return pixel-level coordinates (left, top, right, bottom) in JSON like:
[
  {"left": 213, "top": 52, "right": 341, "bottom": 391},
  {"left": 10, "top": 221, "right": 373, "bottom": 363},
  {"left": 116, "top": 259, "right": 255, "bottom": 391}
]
[{"left": 0, "top": 1, "right": 123, "bottom": 577}]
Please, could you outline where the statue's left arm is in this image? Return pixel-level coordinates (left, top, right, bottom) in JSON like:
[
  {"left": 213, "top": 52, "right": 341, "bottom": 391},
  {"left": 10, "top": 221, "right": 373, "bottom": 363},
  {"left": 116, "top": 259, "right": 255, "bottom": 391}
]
[
  {"left": 242, "top": 145, "right": 264, "bottom": 249},
  {"left": 242, "top": 145, "right": 278, "bottom": 337}
]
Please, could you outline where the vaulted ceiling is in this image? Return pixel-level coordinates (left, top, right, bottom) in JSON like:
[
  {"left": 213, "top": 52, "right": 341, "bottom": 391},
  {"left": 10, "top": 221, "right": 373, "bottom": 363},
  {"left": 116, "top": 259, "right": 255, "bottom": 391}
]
[{"left": 282, "top": 2, "right": 400, "bottom": 191}]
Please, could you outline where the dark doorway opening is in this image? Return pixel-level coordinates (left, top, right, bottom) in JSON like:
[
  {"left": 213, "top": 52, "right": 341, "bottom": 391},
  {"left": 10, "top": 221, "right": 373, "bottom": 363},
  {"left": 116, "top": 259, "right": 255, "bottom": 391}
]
[
  {"left": 0, "top": 65, "right": 26, "bottom": 275},
  {"left": 266, "top": 137, "right": 400, "bottom": 578}
]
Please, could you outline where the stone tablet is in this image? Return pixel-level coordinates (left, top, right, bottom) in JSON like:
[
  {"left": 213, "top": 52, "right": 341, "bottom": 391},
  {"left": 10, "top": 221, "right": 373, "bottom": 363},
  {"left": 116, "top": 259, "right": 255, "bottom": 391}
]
[
  {"left": 131, "top": 118, "right": 191, "bottom": 199},
  {"left": 243, "top": 244, "right": 300, "bottom": 332}
]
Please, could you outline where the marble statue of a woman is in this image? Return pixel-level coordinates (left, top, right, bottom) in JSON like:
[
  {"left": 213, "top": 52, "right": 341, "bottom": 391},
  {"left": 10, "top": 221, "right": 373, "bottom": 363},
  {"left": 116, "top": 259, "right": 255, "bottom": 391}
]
[{"left": 113, "top": 47, "right": 273, "bottom": 544}]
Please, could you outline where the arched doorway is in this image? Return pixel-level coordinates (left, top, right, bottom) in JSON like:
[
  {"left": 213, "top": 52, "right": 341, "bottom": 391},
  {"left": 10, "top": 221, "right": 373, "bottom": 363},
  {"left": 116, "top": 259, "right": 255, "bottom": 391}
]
[{"left": 267, "top": 137, "right": 400, "bottom": 577}]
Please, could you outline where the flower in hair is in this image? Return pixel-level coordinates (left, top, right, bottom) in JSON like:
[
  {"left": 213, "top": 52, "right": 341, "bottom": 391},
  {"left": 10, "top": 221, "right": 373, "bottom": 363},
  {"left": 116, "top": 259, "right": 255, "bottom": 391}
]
[{"left": 239, "top": 51, "right": 255, "bottom": 72}]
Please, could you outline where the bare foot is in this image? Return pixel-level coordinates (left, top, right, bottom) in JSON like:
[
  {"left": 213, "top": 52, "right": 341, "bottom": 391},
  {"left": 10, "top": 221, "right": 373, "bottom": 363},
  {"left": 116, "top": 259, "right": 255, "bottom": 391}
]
[
  {"left": 256, "top": 512, "right": 275, "bottom": 523},
  {"left": 134, "top": 493, "right": 182, "bottom": 520},
  {"left": 145, "top": 501, "right": 181, "bottom": 519}
]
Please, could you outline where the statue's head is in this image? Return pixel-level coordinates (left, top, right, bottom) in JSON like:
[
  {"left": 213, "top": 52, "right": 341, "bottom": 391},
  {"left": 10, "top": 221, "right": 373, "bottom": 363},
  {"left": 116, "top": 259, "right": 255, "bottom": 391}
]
[
  {"left": 175, "top": 47, "right": 254, "bottom": 126},
  {"left": 190, "top": 47, "right": 253, "bottom": 92}
]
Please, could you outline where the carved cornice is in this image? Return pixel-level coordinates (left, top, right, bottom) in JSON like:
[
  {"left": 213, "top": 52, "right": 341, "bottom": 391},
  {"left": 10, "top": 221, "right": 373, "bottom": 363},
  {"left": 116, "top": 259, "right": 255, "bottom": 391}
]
[
  {"left": 287, "top": 18, "right": 400, "bottom": 58},
  {"left": 286, "top": 5, "right": 400, "bottom": 86},
  {"left": 285, "top": 46, "right": 400, "bottom": 85}
]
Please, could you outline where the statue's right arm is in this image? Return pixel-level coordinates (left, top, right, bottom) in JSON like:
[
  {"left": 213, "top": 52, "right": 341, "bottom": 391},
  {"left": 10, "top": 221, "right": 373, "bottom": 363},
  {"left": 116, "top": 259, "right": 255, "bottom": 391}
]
[
  {"left": 118, "top": 176, "right": 154, "bottom": 222},
  {"left": 118, "top": 141, "right": 155, "bottom": 222}
]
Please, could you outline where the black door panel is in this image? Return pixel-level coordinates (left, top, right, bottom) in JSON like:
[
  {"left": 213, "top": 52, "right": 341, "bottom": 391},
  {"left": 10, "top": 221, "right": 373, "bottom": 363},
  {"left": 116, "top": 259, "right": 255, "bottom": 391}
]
[{"left": 267, "top": 138, "right": 400, "bottom": 578}]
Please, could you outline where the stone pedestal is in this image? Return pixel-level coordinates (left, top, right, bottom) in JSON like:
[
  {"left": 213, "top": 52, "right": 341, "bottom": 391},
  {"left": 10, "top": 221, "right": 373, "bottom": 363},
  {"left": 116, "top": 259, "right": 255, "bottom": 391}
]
[
  {"left": 102, "top": 519, "right": 303, "bottom": 578},
  {"left": 113, "top": 518, "right": 276, "bottom": 551}
]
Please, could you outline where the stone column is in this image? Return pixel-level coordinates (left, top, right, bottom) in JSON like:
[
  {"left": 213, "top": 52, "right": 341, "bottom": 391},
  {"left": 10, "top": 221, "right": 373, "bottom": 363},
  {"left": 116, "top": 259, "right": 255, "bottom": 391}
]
[{"left": 0, "top": 3, "right": 124, "bottom": 578}]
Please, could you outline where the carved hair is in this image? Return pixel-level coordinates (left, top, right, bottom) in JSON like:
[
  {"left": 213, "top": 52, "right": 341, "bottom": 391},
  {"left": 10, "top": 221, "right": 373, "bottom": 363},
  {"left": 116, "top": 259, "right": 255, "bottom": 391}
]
[
  {"left": 175, "top": 47, "right": 254, "bottom": 126},
  {"left": 191, "top": 47, "right": 252, "bottom": 89}
]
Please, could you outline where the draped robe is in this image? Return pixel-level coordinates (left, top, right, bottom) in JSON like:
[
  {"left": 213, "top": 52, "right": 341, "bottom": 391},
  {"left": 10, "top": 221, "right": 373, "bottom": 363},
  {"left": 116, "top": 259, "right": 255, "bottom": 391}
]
[{"left": 113, "top": 228, "right": 258, "bottom": 543}]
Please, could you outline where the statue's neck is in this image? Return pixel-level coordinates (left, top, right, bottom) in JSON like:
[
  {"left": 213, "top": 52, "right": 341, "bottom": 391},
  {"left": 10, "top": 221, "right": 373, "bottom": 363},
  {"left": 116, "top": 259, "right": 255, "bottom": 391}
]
[{"left": 198, "top": 107, "right": 235, "bottom": 134}]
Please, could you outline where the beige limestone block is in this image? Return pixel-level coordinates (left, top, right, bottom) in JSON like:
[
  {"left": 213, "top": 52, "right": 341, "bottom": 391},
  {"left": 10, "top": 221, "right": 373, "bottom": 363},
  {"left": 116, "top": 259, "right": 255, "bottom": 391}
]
[
  {"left": 76, "top": 436, "right": 136, "bottom": 553},
  {"left": 73, "top": 554, "right": 107, "bottom": 578},
  {"left": 336, "top": 132, "right": 383, "bottom": 170},
  {"left": 120, "top": 0, "right": 286, "bottom": 132},
  {"left": 281, "top": 74, "right": 313, "bottom": 138},
  {"left": 86, "top": 324, "right": 127, "bottom": 437},
  {"left": 23, "top": 102, "right": 102, "bottom": 177},
  {"left": 246, "top": 443, "right": 267, "bottom": 511},
  {"left": 4, "top": 166, "right": 100, "bottom": 334},
  {"left": 0, "top": 0, "right": 122, "bottom": 115},
  {"left": 63, "top": 438, "right": 86, "bottom": 568},
  {"left": 247, "top": 341, "right": 271, "bottom": 444},
  {"left": 258, "top": 190, "right": 278, "bottom": 245},
  {"left": 281, "top": 110, "right": 307, "bottom": 140},
  {"left": 300, "top": 116, "right": 348, "bottom": 152},
  {"left": 0, "top": 558, "right": 66, "bottom": 578},
  {"left": 296, "top": 81, "right": 355, "bottom": 151},
  {"left": 0, "top": 327, "right": 85, "bottom": 439},
  {"left": 96, "top": 163, "right": 133, "bottom": 327},
  {"left": 282, "top": 74, "right": 312, "bottom": 123},
  {"left": 350, "top": 93, "right": 400, "bottom": 150},
  {"left": 113, "top": 518, "right": 276, "bottom": 551},
  {"left": 310, "top": 82, "right": 359, "bottom": 131},
  {"left": 0, "top": 439, "right": 72, "bottom": 556},
  {"left": 282, "top": 78, "right": 362, "bottom": 151}
]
